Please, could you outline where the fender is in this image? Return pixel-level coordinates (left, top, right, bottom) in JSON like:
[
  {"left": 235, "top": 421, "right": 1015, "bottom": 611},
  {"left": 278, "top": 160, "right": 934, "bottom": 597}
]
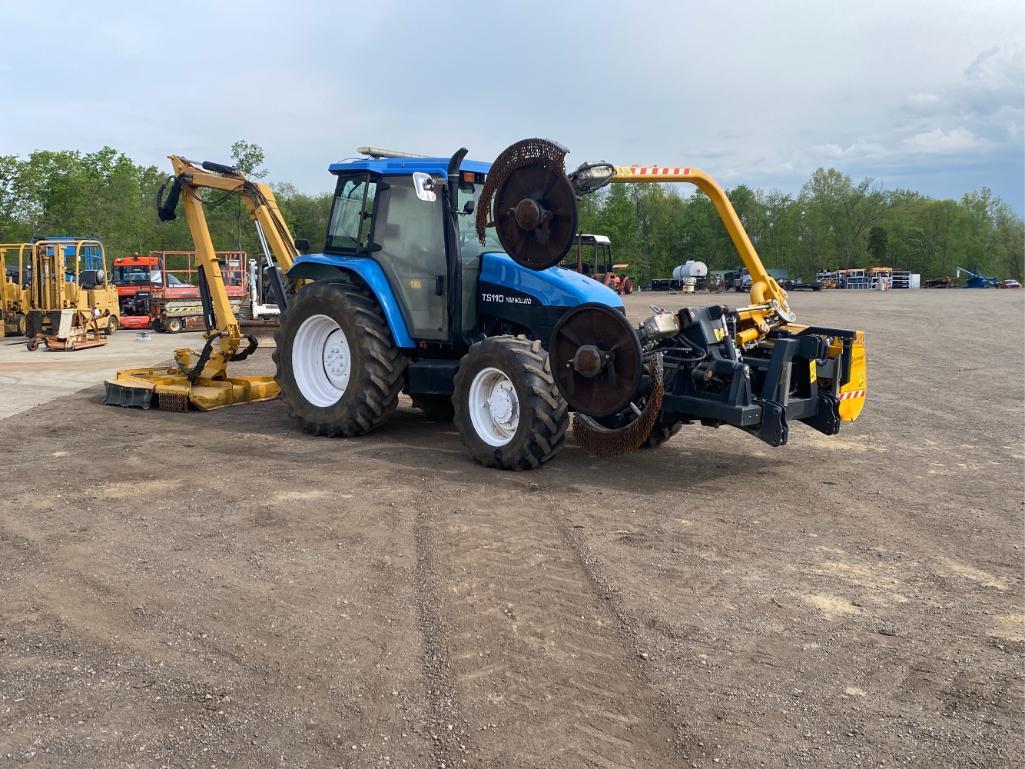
[{"left": 287, "top": 253, "right": 415, "bottom": 349}]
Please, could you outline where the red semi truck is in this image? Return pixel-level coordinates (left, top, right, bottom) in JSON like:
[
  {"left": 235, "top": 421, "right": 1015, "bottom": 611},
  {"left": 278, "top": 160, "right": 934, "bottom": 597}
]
[{"left": 113, "top": 251, "right": 247, "bottom": 332}]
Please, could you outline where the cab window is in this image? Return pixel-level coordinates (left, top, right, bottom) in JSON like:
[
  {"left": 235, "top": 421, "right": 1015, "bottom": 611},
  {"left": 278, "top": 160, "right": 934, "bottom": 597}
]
[{"left": 326, "top": 175, "right": 377, "bottom": 251}]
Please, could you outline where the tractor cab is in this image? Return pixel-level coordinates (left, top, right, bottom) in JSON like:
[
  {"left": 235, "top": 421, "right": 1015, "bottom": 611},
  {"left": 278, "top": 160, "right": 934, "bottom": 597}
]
[
  {"left": 562, "top": 234, "right": 633, "bottom": 294},
  {"left": 290, "top": 149, "right": 619, "bottom": 352},
  {"left": 564, "top": 233, "right": 612, "bottom": 274},
  {"left": 319, "top": 157, "right": 493, "bottom": 344}
]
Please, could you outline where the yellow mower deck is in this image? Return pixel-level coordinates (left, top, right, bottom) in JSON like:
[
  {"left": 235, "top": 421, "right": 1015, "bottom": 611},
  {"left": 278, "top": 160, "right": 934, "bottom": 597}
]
[{"left": 105, "top": 367, "right": 279, "bottom": 411}]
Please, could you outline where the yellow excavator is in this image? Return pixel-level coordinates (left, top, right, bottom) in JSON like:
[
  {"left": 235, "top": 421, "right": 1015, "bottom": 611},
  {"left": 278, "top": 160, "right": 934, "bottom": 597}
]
[{"left": 104, "top": 157, "right": 299, "bottom": 410}]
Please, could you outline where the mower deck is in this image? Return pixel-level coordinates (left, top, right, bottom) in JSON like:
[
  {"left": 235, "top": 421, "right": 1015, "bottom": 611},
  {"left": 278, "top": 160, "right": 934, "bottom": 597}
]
[{"left": 104, "top": 367, "right": 279, "bottom": 411}]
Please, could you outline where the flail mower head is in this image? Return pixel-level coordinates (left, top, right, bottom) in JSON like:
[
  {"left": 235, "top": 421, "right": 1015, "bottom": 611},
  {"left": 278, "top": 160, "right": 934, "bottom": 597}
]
[{"left": 478, "top": 138, "right": 867, "bottom": 455}]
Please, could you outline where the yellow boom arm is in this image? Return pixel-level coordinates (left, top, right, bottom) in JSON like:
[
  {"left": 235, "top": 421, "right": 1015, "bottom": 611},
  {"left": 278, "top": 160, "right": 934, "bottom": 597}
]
[
  {"left": 105, "top": 156, "right": 299, "bottom": 411},
  {"left": 611, "top": 165, "right": 794, "bottom": 346},
  {"left": 168, "top": 155, "right": 298, "bottom": 357}
]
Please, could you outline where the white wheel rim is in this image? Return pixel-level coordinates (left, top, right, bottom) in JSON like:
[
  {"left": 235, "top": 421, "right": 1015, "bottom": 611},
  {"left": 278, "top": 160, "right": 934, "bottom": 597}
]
[
  {"left": 468, "top": 367, "right": 520, "bottom": 447},
  {"left": 292, "top": 313, "right": 351, "bottom": 407}
]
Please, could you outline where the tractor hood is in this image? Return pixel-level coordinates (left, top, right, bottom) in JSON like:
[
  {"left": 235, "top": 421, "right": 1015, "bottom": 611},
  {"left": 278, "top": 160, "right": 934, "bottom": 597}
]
[{"left": 479, "top": 252, "right": 624, "bottom": 309}]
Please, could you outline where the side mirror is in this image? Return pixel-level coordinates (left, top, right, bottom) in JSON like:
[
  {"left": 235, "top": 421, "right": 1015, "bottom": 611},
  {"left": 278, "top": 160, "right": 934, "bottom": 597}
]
[
  {"left": 462, "top": 200, "right": 475, "bottom": 214},
  {"left": 412, "top": 172, "right": 437, "bottom": 202},
  {"left": 294, "top": 238, "right": 310, "bottom": 252}
]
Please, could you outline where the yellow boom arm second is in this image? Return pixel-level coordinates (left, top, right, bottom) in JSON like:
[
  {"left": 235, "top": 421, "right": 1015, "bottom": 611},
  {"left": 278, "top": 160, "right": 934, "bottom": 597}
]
[{"left": 611, "top": 165, "right": 794, "bottom": 346}]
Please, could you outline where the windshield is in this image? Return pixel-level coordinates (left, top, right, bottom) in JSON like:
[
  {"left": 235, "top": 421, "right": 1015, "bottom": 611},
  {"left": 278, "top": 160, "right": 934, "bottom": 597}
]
[
  {"left": 458, "top": 180, "right": 504, "bottom": 262},
  {"left": 114, "top": 265, "right": 152, "bottom": 284}
]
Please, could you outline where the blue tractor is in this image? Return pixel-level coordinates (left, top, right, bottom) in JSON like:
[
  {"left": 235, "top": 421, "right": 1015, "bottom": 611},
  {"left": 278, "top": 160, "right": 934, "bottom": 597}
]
[
  {"left": 275, "top": 143, "right": 617, "bottom": 469},
  {"left": 272, "top": 139, "right": 868, "bottom": 469}
]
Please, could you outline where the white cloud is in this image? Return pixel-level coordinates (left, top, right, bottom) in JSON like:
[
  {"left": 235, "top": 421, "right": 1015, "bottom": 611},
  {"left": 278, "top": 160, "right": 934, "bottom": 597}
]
[{"left": 903, "top": 127, "right": 988, "bottom": 155}]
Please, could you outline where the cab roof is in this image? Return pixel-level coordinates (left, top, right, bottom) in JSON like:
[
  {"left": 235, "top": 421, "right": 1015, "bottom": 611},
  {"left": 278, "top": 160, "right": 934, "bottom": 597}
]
[{"left": 328, "top": 157, "right": 492, "bottom": 177}]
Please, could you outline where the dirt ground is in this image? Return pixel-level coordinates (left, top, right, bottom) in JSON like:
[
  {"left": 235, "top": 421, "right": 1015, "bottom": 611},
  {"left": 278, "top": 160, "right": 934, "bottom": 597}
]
[{"left": 1, "top": 289, "right": 1022, "bottom": 769}]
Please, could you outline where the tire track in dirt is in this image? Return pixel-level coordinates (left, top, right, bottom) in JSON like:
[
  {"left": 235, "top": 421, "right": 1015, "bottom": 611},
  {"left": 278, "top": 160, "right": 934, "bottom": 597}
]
[
  {"left": 534, "top": 482, "right": 710, "bottom": 756},
  {"left": 417, "top": 476, "right": 684, "bottom": 768},
  {"left": 413, "top": 483, "right": 475, "bottom": 768}
]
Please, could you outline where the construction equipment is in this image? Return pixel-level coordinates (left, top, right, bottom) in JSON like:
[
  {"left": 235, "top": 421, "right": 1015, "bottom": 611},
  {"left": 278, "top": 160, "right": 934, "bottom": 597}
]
[
  {"left": 106, "top": 138, "right": 867, "bottom": 469},
  {"left": 956, "top": 266, "right": 998, "bottom": 288},
  {"left": 26, "top": 309, "right": 109, "bottom": 351},
  {"left": 1, "top": 243, "right": 32, "bottom": 337},
  {"left": 564, "top": 234, "right": 634, "bottom": 294},
  {"left": 104, "top": 157, "right": 297, "bottom": 410},
  {"left": 113, "top": 252, "right": 162, "bottom": 329},
  {"left": 113, "top": 251, "right": 248, "bottom": 332},
  {"left": 267, "top": 138, "right": 866, "bottom": 468},
  {"left": 25, "top": 239, "right": 120, "bottom": 350},
  {"left": 242, "top": 256, "right": 281, "bottom": 321}
]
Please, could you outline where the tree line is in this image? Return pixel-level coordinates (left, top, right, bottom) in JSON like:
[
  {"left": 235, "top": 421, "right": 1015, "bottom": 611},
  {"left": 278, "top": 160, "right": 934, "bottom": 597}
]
[{"left": 1, "top": 142, "right": 1021, "bottom": 283}]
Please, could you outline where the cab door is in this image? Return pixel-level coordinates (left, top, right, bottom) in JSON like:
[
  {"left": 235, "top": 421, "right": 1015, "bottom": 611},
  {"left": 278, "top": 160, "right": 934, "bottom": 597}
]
[{"left": 369, "top": 176, "right": 449, "bottom": 341}]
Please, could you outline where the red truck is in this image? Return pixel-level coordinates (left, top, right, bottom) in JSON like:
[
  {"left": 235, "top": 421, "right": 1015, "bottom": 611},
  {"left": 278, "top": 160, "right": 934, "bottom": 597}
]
[{"left": 113, "top": 251, "right": 247, "bottom": 332}]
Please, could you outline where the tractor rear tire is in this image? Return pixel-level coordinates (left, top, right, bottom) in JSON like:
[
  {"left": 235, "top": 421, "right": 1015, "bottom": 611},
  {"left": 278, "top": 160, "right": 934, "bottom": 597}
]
[
  {"left": 641, "top": 422, "right": 683, "bottom": 449},
  {"left": 453, "top": 335, "right": 568, "bottom": 470},
  {"left": 273, "top": 280, "right": 407, "bottom": 437},
  {"left": 104, "top": 316, "right": 118, "bottom": 336},
  {"left": 412, "top": 394, "right": 455, "bottom": 421},
  {"left": 165, "top": 317, "right": 183, "bottom": 334}
]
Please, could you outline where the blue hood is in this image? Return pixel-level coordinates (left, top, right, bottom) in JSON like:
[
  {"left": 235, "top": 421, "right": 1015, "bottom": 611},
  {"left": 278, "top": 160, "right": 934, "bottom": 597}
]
[{"left": 479, "top": 252, "right": 624, "bottom": 308}]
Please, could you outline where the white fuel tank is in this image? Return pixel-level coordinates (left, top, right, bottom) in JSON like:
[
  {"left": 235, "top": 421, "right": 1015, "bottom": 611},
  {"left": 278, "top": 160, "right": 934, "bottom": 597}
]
[{"left": 672, "top": 261, "right": 708, "bottom": 281}]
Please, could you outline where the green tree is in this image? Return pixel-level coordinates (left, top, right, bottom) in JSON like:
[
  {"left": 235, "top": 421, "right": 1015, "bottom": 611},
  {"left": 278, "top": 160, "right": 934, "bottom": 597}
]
[
  {"left": 230, "top": 140, "right": 268, "bottom": 178},
  {"left": 867, "top": 226, "right": 887, "bottom": 262}
]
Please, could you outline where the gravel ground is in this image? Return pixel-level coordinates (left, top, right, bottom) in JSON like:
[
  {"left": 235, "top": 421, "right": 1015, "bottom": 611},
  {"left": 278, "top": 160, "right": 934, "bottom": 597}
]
[{"left": 1, "top": 288, "right": 1022, "bottom": 768}]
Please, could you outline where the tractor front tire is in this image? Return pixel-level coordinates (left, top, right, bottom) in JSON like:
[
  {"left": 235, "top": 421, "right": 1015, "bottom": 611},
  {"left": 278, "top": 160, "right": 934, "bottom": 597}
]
[
  {"left": 273, "top": 280, "right": 407, "bottom": 437},
  {"left": 165, "top": 317, "right": 184, "bottom": 334},
  {"left": 453, "top": 335, "right": 568, "bottom": 470},
  {"left": 104, "top": 316, "right": 118, "bottom": 336}
]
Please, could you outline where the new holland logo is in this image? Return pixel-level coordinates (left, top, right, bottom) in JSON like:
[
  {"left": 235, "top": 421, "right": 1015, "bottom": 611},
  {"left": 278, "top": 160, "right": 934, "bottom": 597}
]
[{"left": 481, "top": 293, "right": 534, "bottom": 305}]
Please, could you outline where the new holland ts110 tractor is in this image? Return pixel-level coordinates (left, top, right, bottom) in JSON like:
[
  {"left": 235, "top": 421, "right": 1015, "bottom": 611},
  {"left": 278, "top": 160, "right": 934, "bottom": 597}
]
[
  {"left": 276, "top": 139, "right": 866, "bottom": 468},
  {"left": 106, "top": 139, "right": 867, "bottom": 470}
]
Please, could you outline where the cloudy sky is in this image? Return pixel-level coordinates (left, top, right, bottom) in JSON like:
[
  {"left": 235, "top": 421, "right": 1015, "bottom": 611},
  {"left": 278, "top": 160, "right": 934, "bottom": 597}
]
[{"left": 2, "top": 1, "right": 1023, "bottom": 211}]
